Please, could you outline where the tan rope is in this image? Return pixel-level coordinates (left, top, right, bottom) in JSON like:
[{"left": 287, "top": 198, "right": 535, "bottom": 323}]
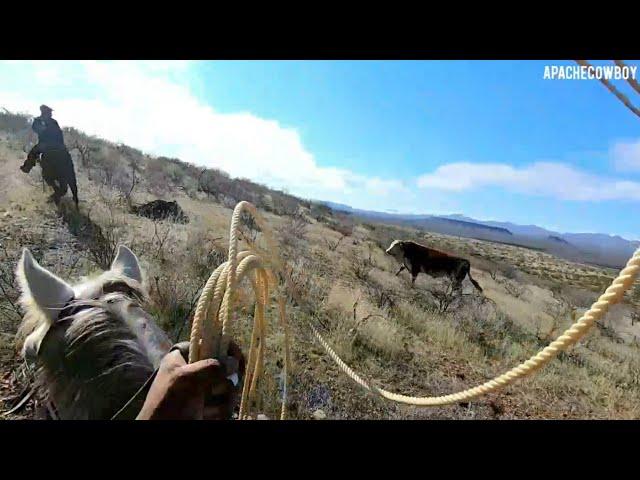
[
  {"left": 190, "top": 199, "right": 640, "bottom": 412},
  {"left": 189, "top": 201, "right": 290, "bottom": 419}
]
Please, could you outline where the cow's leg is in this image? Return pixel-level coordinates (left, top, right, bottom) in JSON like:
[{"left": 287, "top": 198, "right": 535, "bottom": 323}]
[
  {"left": 395, "top": 265, "right": 406, "bottom": 276},
  {"left": 43, "top": 169, "right": 65, "bottom": 205},
  {"left": 453, "top": 268, "right": 466, "bottom": 295},
  {"left": 57, "top": 181, "right": 68, "bottom": 198},
  {"left": 410, "top": 263, "right": 421, "bottom": 287},
  {"left": 62, "top": 151, "right": 79, "bottom": 208},
  {"left": 464, "top": 262, "right": 483, "bottom": 293},
  {"left": 69, "top": 170, "right": 79, "bottom": 208},
  {"left": 41, "top": 170, "right": 57, "bottom": 202},
  {"left": 52, "top": 184, "right": 65, "bottom": 205}
]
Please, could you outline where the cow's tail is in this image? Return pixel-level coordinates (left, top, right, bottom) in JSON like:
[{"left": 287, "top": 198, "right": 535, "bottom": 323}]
[{"left": 467, "top": 268, "right": 483, "bottom": 293}]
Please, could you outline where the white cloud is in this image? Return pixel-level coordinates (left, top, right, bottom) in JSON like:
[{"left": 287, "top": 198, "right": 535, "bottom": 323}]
[
  {"left": 417, "top": 161, "right": 640, "bottom": 201},
  {"left": 611, "top": 139, "right": 640, "bottom": 171},
  {"left": 0, "top": 60, "right": 396, "bottom": 202},
  {"left": 2, "top": 60, "right": 638, "bottom": 217},
  {"left": 363, "top": 177, "right": 406, "bottom": 196}
]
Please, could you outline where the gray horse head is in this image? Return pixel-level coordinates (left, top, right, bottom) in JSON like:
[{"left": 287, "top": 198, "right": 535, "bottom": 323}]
[{"left": 15, "top": 245, "right": 173, "bottom": 419}]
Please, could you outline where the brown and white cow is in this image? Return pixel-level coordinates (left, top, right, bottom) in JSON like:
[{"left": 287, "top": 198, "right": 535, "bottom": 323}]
[{"left": 385, "top": 240, "right": 483, "bottom": 293}]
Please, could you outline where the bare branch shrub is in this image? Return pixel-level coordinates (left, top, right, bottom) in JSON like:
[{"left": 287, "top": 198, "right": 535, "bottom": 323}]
[
  {"left": 150, "top": 221, "right": 174, "bottom": 263},
  {"left": 271, "top": 192, "right": 300, "bottom": 217},
  {"left": 309, "top": 202, "right": 332, "bottom": 222},
  {"left": 85, "top": 210, "right": 123, "bottom": 269},
  {"left": 197, "top": 168, "right": 219, "bottom": 200},
  {"left": 112, "top": 151, "right": 140, "bottom": 206},
  {"left": 503, "top": 279, "right": 525, "bottom": 298},
  {"left": 147, "top": 230, "right": 226, "bottom": 341},
  {"left": 451, "top": 300, "right": 532, "bottom": 358},
  {"left": 145, "top": 157, "right": 172, "bottom": 196},
  {"left": 364, "top": 278, "right": 396, "bottom": 312},
  {"left": 430, "top": 278, "right": 459, "bottom": 314},
  {"left": 100, "top": 148, "right": 121, "bottom": 188},
  {"left": 239, "top": 211, "right": 261, "bottom": 244},
  {"left": 629, "top": 283, "right": 640, "bottom": 326},
  {"left": 542, "top": 287, "right": 576, "bottom": 342},
  {"left": 323, "top": 234, "right": 345, "bottom": 251},
  {"left": 347, "top": 246, "right": 376, "bottom": 283},
  {"left": 283, "top": 255, "right": 329, "bottom": 315},
  {"left": 279, "top": 212, "right": 309, "bottom": 249},
  {"left": 332, "top": 221, "right": 354, "bottom": 238},
  {"left": 59, "top": 196, "right": 134, "bottom": 271},
  {"left": 0, "top": 243, "right": 21, "bottom": 323},
  {"left": 0, "top": 109, "right": 30, "bottom": 133}
]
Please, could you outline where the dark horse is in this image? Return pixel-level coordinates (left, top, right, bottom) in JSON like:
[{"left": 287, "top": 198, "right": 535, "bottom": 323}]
[{"left": 20, "top": 147, "right": 79, "bottom": 208}]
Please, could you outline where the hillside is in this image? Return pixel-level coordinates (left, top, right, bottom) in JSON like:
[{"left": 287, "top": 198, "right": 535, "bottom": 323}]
[
  {"left": 322, "top": 203, "right": 638, "bottom": 269},
  {"left": 1, "top": 110, "right": 640, "bottom": 420}
]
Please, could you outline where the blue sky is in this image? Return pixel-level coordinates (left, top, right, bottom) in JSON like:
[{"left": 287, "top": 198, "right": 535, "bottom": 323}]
[{"left": 1, "top": 60, "right": 639, "bottom": 239}]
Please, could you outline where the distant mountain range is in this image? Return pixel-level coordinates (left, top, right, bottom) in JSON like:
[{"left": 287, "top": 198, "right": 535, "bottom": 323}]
[{"left": 320, "top": 201, "right": 639, "bottom": 269}]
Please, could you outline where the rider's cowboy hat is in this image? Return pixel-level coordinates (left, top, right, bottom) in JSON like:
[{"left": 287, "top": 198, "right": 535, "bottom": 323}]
[{"left": 39, "top": 105, "right": 53, "bottom": 113}]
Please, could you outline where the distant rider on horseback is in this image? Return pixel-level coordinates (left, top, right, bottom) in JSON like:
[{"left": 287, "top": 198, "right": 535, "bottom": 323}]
[
  {"left": 19, "top": 105, "right": 79, "bottom": 208},
  {"left": 20, "top": 105, "right": 66, "bottom": 173}
]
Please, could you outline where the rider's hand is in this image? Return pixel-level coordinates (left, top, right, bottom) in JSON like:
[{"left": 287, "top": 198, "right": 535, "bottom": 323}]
[{"left": 136, "top": 342, "right": 245, "bottom": 420}]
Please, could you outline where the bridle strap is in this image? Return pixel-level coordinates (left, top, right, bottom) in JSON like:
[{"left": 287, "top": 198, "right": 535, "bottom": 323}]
[
  {"left": 110, "top": 368, "right": 159, "bottom": 420},
  {"left": 110, "top": 343, "right": 186, "bottom": 420}
]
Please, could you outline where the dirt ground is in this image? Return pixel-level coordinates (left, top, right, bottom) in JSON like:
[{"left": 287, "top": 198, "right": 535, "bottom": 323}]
[{"left": 1, "top": 128, "right": 640, "bottom": 420}]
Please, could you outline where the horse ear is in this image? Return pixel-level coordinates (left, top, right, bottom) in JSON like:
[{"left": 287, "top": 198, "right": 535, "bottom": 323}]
[
  {"left": 111, "top": 245, "right": 143, "bottom": 283},
  {"left": 17, "top": 248, "right": 74, "bottom": 322}
]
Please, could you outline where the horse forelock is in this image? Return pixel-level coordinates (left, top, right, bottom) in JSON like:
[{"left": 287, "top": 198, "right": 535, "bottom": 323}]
[{"left": 73, "top": 270, "right": 148, "bottom": 303}]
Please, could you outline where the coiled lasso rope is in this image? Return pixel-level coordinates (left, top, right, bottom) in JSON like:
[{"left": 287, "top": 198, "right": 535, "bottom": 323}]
[
  {"left": 191, "top": 201, "right": 640, "bottom": 413},
  {"left": 189, "top": 201, "right": 291, "bottom": 419}
]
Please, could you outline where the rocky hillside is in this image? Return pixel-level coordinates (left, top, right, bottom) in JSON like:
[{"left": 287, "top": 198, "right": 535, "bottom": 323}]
[{"left": 1, "top": 110, "right": 640, "bottom": 420}]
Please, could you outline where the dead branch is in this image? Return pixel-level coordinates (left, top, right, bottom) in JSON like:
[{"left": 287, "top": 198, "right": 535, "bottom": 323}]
[
  {"left": 575, "top": 60, "right": 640, "bottom": 119},
  {"left": 613, "top": 60, "right": 640, "bottom": 95}
]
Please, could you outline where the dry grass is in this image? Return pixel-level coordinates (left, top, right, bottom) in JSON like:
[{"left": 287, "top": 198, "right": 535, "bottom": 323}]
[{"left": 2, "top": 114, "right": 640, "bottom": 420}]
